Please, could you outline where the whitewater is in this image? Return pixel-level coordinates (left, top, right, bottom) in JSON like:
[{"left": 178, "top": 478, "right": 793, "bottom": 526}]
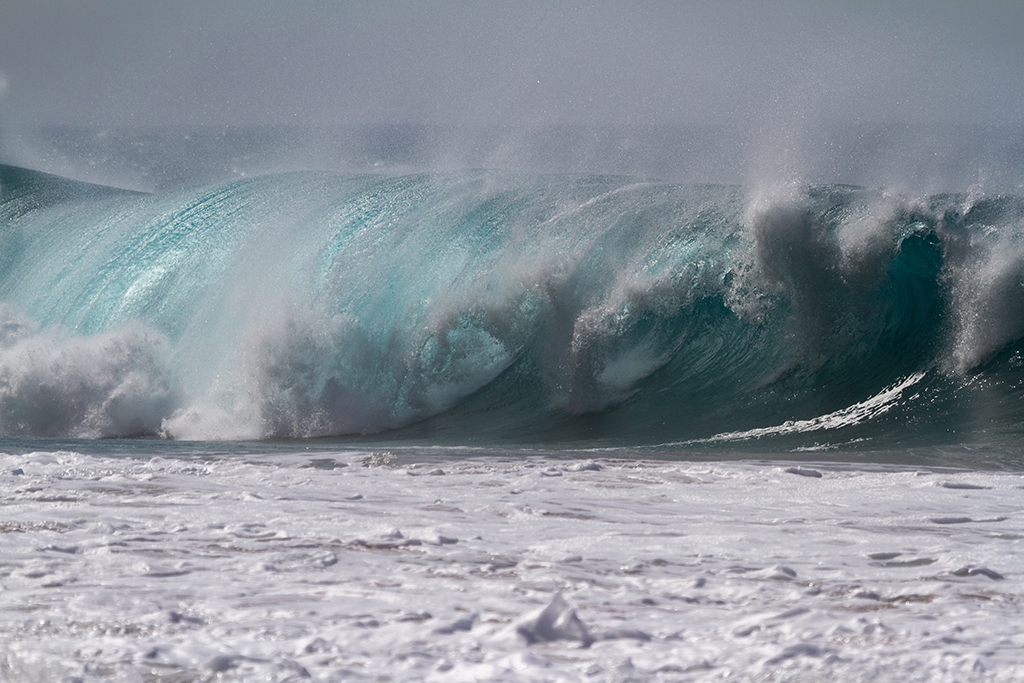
[{"left": 3, "top": 162, "right": 1024, "bottom": 681}]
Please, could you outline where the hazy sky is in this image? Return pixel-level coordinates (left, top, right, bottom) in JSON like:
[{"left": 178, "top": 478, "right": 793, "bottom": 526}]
[{"left": 2, "top": 0, "right": 1023, "bottom": 131}]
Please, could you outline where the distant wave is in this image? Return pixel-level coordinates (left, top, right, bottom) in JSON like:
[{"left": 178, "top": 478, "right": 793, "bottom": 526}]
[{"left": 2, "top": 163, "right": 1024, "bottom": 448}]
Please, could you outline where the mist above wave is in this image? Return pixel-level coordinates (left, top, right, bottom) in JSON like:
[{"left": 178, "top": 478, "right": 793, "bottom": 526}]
[{"left": 6, "top": 122, "right": 1023, "bottom": 194}]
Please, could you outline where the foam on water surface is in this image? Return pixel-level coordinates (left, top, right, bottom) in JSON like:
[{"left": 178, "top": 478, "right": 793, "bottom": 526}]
[
  {"left": 1, "top": 447, "right": 1022, "bottom": 681},
  {"left": 4, "top": 161, "right": 1024, "bottom": 681}
]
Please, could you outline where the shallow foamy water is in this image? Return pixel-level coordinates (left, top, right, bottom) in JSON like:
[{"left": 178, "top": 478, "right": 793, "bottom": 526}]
[{"left": 1, "top": 448, "right": 1022, "bottom": 681}]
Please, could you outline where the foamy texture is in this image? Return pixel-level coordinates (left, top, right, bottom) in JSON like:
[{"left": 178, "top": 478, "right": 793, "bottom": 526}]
[
  {"left": 2, "top": 449, "right": 1022, "bottom": 681},
  {"left": 942, "top": 196, "right": 1024, "bottom": 370},
  {"left": 0, "top": 304, "right": 174, "bottom": 437},
  {"left": 691, "top": 372, "right": 927, "bottom": 444}
]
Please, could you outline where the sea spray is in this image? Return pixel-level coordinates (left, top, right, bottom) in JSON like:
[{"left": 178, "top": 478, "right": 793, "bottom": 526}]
[{"left": 0, "top": 303, "right": 175, "bottom": 437}]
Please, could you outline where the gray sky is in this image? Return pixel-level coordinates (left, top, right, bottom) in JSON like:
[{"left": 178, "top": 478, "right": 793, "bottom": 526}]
[
  {"left": 1, "top": 0, "right": 1022, "bottom": 130},
  {"left": 2, "top": 0, "right": 1023, "bottom": 192}
]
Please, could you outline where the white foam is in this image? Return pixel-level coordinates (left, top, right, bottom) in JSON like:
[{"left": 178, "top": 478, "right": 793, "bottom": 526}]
[
  {"left": 1, "top": 449, "right": 1022, "bottom": 681},
  {"left": 690, "top": 371, "right": 926, "bottom": 444},
  {"left": 944, "top": 217, "right": 1024, "bottom": 371},
  {"left": 0, "top": 305, "right": 175, "bottom": 437}
]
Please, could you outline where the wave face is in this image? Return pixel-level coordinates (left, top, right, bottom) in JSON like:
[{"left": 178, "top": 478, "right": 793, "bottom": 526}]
[{"left": 3, "top": 163, "right": 1024, "bottom": 449}]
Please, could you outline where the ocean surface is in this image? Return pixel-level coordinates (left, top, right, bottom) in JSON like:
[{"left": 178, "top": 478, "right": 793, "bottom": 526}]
[{"left": 2, "top": 157, "right": 1024, "bottom": 681}]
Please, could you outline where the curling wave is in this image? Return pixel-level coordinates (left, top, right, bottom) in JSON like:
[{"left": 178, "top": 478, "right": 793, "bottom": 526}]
[{"left": 2, "top": 164, "right": 1024, "bottom": 448}]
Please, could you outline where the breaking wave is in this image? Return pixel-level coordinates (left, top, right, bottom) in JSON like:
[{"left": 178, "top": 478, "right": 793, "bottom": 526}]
[{"left": 3, "top": 163, "right": 1024, "bottom": 449}]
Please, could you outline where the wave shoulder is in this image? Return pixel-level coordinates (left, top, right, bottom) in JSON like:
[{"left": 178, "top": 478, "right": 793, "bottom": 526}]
[{"left": 0, "top": 164, "right": 147, "bottom": 207}]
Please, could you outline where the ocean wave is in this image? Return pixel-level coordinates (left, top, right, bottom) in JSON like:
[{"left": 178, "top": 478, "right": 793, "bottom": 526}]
[{"left": 2, "top": 164, "right": 1024, "bottom": 447}]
